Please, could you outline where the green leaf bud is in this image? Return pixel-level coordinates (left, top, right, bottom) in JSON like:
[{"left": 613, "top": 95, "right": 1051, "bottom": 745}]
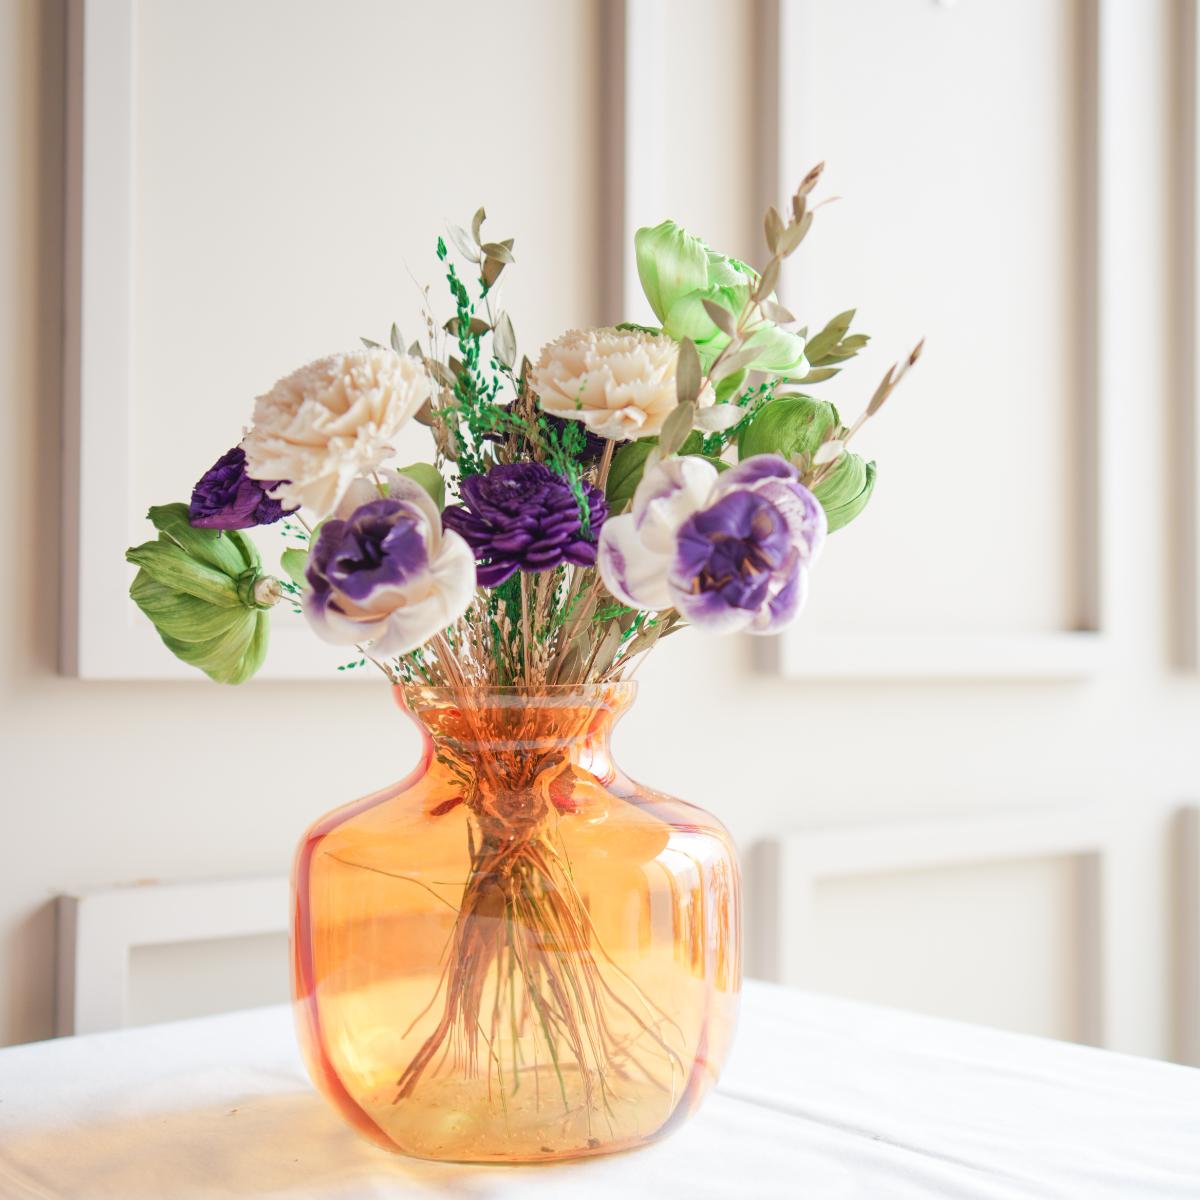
[
  {"left": 737, "top": 395, "right": 839, "bottom": 461},
  {"left": 125, "top": 503, "right": 276, "bottom": 684},
  {"left": 813, "top": 453, "right": 876, "bottom": 532}
]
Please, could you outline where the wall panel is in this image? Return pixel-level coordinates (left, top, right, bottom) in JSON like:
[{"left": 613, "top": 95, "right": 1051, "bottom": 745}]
[{"left": 769, "top": 0, "right": 1105, "bottom": 679}]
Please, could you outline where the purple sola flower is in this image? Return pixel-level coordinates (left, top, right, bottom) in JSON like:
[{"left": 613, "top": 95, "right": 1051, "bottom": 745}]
[
  {"left": 188, "top": 446, "right": 295, "bottom": 530},
  {"left": 442, "top": 462, "right": 608, "bottom": 588},
  {"left": 303, "top": 472, "right": 475, "bottom": 656},
  {"left": 597, "top": 454, "right": 826, "bottom": 634}
]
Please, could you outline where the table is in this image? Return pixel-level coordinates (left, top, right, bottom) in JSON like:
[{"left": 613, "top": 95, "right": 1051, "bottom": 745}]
[{"left": 1, "top": 980, "right": 1197, "bottom": 1199}]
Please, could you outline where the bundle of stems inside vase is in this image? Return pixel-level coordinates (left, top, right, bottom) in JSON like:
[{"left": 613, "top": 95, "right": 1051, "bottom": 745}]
[{"left": 392, "top": 695, "right": 689, "bottom": 1129}]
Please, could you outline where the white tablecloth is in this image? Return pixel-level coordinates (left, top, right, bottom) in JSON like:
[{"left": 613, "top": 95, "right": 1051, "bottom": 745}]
[{"left": 1, "top": 980, "right": 1197, "bottom": 1199}]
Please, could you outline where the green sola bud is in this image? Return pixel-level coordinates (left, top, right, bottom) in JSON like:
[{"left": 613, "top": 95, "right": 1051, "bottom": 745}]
[
  {"left": 125, "top": 503, "right": 278, "bottom": 684},
  {"left": 634, "top": 220, "right": 709, "bottom": 325},
  {"left": 737, "top": 395, "right": 838, "bottom": 461},
  {"left": 813, "top": 452, "right": 876, "bottom": 532},
  {"left": 635, "top": 220, "right": 806, "bottom": 375}
]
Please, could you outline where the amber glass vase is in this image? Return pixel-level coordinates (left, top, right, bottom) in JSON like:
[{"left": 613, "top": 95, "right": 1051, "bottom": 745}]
[{"left": 291, "top": 683, "right": 741, "bottom": 1163}]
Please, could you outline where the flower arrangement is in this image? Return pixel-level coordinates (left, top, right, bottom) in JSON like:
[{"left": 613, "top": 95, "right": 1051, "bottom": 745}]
[
  {"left": 126, "top": 163, "right": 920, "bottom": 689},
  {"left": 125, "top": 166, "right": 921, "bottom": 1159}
]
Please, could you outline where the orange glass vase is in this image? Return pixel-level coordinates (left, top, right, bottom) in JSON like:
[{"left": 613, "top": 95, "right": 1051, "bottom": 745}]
[{"left": 291, "top": 683, "right": 741, "bottom": 1163}]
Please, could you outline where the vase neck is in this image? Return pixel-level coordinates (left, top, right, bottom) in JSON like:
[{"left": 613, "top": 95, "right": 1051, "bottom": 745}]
[{"left": 395, "top": 683, "right": 634, "bottom": 788}]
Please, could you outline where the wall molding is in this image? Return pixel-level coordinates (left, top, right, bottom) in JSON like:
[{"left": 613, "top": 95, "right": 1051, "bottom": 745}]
[
  {"left": 616, "top": 0, "right": 665, "bottom": 324},
  {"left": 1176, "top": 0, "right": 1200, "bottom": 669},
  {"left": 763, "top": 0, "right": 1112, "bottom": 682},
  {"left": 59, "top": 0, "right": 645, "bottom": 680},
  {"left": 61, "top": 0, "right": 134, "bottom": 680},
  {"left": 599, "top": 0, "right": 662, "bottom": 325},
  {"left": 756, "top": 808, "right": 1115, "bottom": 1048},
  {"left": 1177, "top": 805, "right": 1200, "bottom": 1065},
  {"left": 60, "top": 0, "right": 371, "bottom": 680},
  {"left": 56, "top": 876, "right": 289, "bottom": 1035}
]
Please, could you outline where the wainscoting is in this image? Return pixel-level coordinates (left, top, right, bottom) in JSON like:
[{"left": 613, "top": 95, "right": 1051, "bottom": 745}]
[{"left": 0, "top": 0, "right": 1194, "bottom": 1057}]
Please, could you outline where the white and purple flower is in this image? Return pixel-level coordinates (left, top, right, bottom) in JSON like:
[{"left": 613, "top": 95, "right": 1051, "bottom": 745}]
[
  {"left": 598, "top": 454, "right": 826, "bottom": 634},
  {"left": 303, "top": 472, "right": 475, "bottom": 657}
]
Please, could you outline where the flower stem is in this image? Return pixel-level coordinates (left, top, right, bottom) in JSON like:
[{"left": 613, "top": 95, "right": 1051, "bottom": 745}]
[
  {"left": 520, "top": 572, "right": 533, "bottom": 681},
  {"left": 596, "top": 439, "right": 615, "bottom": 492}
]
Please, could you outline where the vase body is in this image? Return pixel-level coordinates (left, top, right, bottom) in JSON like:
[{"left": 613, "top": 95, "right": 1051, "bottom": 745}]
[{"left": 291, "top": 683, "right": 741, "bottom": 1163}]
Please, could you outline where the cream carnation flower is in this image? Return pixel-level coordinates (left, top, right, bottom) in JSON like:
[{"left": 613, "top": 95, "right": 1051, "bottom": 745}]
[
  {"left": 532, "top": 328, "right": 721, "bottom": 442},
  {"left": 242, "top": 349, "right": 430, "bottom": 517}
]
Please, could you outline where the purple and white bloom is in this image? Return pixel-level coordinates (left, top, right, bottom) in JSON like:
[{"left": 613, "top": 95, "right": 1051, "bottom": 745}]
[
  {"left": 188, "top": 446, "right": 295, "bottom": 530},
  {"left": 598, "top": 454, "right": 826, "bottom": 634},
  {"left": 303, "top": 471, "right": 475, "bottom": 657}
]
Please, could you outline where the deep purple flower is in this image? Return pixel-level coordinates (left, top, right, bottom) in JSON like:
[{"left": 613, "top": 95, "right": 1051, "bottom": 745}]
[
  {"left": 188, "top": 446, "right": 295, "bottom": 530},
  {"left": 598, "top": 454, "right": 825, "bottom": 634},
  {"left": 442, "top": 462, "right": 607, "bottom": 588}
]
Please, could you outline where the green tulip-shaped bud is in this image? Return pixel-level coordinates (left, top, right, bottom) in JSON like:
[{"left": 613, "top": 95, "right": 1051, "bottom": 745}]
[
  {"left": 634, "top": 220, "right": 710, "bottom": 324},
  {"left": 125, "top": 503, "right": 278, "bottom": 684},
  {"left": 737, "top": 395, "right": 839, "bottom": 462},
  {"left": 813, "top": 452, "right": 876, "bottom": 532},
  {"left": 635, "top": 221, "right": 807, "bottom": 375}
]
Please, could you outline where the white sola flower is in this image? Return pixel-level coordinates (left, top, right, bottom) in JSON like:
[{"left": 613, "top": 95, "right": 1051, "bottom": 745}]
[
  {"left": 242, "top": 349, "right": 431, "bottom": 517},
  {"left": 533, "top": 327, "right": 735, "bottom": 443}
]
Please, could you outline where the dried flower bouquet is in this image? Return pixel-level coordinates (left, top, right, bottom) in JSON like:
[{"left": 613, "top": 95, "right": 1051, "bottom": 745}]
[
  {"left": 127, "top": 163, "right": 919, "bottom": 691},
  {"left": 125, "top": 165, "right": 920, "bottom": 1155}
]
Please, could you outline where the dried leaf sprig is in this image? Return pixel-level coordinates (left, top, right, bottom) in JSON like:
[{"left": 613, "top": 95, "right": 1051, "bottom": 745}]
[
  {"left": 657, "top": 163, "right": 829, "bottom": 458},
  {"left": 805, "top": 338, "right": 925, "bottom": 488}
]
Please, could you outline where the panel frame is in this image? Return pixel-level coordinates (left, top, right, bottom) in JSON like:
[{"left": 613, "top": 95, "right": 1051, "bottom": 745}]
[
  {"left": 59, "top": 0, "right": 643, "bottom": 680},
  {"left": 55, "top": 876, "right": 289, "bottom": 1035},
  {"left": 761, "top": 0, "right": 1112, "bottom": 681},
  {"left": 605, "top": 0, "right": 665, "bottom": 322},
  {"left": 756, "top": 808, "right": 1115, "bottom": 1047},
  {"left": 1177, "top": 805, "right": 1200, "bottom": 1065},
  {"left": 60, "top": 0, "right": 384, "bottom": 679},
  {"left": 1177, "top": 0, "right": 1200, "bottom": 668},
  {"left": 62, "top": 0, "right": 1117, "bottom": 682}
]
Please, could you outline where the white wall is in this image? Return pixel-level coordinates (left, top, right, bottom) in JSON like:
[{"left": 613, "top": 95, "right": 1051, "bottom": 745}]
[{"left": 2, "top": 0, "right": 1197, "bottom": 1059}]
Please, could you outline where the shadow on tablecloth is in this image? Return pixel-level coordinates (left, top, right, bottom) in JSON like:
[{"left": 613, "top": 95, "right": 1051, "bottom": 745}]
[{"left": 0, "top": 1087, "right": 538, "bottom": 1199}]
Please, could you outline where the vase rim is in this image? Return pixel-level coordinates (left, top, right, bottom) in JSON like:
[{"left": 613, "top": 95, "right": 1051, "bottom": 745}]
[{"left": 394, "top": 681, "right": 638, "bottom": 709}]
